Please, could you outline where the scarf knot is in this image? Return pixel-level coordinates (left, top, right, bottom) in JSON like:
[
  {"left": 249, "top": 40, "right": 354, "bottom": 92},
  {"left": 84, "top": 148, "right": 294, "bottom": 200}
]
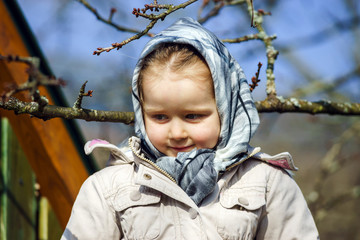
[{"left": 156, "top": 149, "right": 218, "bottom": 205}]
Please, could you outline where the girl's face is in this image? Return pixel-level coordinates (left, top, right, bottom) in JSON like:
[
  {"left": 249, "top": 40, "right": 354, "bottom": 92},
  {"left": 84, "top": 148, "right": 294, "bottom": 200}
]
[{"left": 142, "top": 61, "right": 220, "bottom": 157}]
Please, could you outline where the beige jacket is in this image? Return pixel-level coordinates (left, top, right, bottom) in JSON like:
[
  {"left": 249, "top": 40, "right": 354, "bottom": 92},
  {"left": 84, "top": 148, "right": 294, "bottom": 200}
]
[{"left": 61, "top": 138, "right": 319, "bottom": 240}]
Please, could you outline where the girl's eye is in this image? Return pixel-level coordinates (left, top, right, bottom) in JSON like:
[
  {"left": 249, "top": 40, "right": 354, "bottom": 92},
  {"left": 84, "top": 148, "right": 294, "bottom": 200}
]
[
  {"left": 152, "top": 114, "right": 168, "bottom": 121},
  {"left": 186, "top": 114, "right": 202, "bottom": 120}
]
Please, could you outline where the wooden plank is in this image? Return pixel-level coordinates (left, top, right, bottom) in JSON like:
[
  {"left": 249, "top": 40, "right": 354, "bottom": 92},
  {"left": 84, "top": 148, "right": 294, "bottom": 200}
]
[
  {"left": 0, "top": 2, "right": 89, "bottom": 228},
  {"left": 6, "top": 197, "right": 35, "bottom": 240},
  {"left": 6, "top": 118, "right": 36, "bottom": 225},
  {"left": 1, "top": 118, "right": 36, "bottom": 240},
  {"left": 1, "top": 118, "right": 10, "bottom": 240},
  {"left": 39, "top": 197, "right": 63, "bottom": 240}
]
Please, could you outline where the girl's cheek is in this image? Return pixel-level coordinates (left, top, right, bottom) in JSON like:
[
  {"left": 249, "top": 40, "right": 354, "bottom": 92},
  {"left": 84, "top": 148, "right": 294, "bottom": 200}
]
[
  {"left": 146, "top": 123, "right": 167, "bottom": 143},
  {"left": 194, "top": 125, "right": 219, "bottom": 147},
  {"left": 193, "top": 128, "right": 211, "bottom": 141}
]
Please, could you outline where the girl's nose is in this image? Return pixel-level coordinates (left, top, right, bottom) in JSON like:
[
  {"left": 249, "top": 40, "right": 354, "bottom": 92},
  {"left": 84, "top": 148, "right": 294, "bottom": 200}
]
[{"left": 169, "top": 119, "right": 187, "bottom": 140}]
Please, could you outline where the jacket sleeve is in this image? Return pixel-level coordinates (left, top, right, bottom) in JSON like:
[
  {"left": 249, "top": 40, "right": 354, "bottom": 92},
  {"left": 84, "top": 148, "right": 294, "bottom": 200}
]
[
  {"left": 61, "top": 173, "right": 121, "bottom": 240},
  {"left": 256, "top": 168, "right": 320, "bottom": 240}
]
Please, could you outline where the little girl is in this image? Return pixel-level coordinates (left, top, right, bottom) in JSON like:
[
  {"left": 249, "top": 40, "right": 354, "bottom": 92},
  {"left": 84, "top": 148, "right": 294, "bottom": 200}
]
[{"left": 62, "top": 17, "right": 319, "bottom": 239}]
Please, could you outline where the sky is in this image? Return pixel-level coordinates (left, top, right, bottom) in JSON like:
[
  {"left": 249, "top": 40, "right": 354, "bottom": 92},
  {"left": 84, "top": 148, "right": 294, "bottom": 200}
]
[
  {"left": 16, "top": 0, "right": 360, "bottom": 95},
  {"left": 15, "top": 0, "right": 360, "bottom": 152}
]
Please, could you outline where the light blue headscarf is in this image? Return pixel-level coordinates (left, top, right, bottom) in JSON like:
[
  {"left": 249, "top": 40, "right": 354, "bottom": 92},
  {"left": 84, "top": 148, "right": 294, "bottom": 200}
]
[{"left": 132, "top": 17, "right": 260, "bottom": 205}]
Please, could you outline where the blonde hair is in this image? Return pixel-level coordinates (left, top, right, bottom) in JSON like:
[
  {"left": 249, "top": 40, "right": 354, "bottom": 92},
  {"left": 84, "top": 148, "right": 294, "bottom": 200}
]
[{"left": 137, "top": 43, "right": 213, "bottom": 103}]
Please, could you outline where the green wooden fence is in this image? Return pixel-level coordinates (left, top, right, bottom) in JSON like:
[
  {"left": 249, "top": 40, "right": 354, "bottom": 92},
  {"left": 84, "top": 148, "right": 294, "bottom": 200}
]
[{"left": 0, "top": 118, "right": 62, "bottom": 239}]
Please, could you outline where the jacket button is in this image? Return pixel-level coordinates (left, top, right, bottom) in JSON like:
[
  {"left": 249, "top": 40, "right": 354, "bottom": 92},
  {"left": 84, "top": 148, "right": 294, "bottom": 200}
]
[
  {"left": 130, "top": 190, "right": 141, "bottom": 201},
  {"left": 238, "top": 197, "right": 249, "bottom": 206},
  {"left": 188, "top": 208, "right": 198, "bottom": 219},
  {"left": 143, "top": 173, "right": 152, "bottom": 180}
]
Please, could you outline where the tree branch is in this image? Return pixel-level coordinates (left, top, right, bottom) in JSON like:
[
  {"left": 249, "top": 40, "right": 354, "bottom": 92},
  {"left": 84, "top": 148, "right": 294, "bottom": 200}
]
[
  {"left": 0, "top": 55, "right": 65, "bottom": 103},
  {"left": 93, "top": 0, "right": 198, "bottom": 55},
  {"left": 277, "top": 15, "right": 360, "bottom": 53},
  {"left": 292, "top": 65, "right": 360, "bottom": 98},
  {"left": 75, "top": 0, "right": 151, "bottom": 36},
  {"left": 1, "top": 95, "right": 359, "bottom": 124},
  {"left": 249, "top": 62, "right": 262, "bottom": 92},
  {"left": 93, "top": 19, "right": 158, "bottom": 55},
  {"left": 222, "top": 33, "right": 277, "bottom": 43},
  {"left": 247, "top": 7, "right": 278, "bottom": 97},
  {"left": 0, "top": 97, "right": 135, "bottom": 124},
  {"left": 197, "top": 0, "right": 247, "bottom": 24},
  {"left": 73, "top": 81, "right": 93, "bottom": 109},
  {"left": 255, "top": 96, "right": 360, "bottom": 115},
  {"left": 2, "top": 1, "right": 359, "bottom": 123},
  {"left": 306, "top": 121, "right": 360, "bottom": 222}
]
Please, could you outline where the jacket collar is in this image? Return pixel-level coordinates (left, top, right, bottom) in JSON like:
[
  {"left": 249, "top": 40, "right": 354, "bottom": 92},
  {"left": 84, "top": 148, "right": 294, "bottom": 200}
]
[{"left": 84, "top": 136, "right": 297, "bottom": 172}]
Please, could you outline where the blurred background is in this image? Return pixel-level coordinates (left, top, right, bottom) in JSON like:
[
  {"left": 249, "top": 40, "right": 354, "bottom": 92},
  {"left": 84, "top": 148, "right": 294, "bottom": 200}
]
[{"left": 16, "top": 0, "right": 360, "bottom": 238}]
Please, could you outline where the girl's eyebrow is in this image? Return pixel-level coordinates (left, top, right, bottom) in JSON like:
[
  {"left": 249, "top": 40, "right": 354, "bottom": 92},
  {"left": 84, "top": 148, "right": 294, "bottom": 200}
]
[
  {"left": 142, "top": 106, "right": 165, "bottom": 112},
  {"left": 181, "top": 108, "right": 213, "bottom": 113}
]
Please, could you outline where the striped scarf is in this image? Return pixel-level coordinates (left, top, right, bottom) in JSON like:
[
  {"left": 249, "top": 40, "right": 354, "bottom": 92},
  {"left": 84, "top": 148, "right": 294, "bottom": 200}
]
[{"left": 132, "top": 18, "right": 260, "bottom": 205}]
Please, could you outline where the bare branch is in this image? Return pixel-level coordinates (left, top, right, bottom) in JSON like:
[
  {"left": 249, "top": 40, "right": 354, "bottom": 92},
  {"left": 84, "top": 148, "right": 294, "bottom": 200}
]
[
  {"left": 73, "top": 81, "right": 93, "bottom": 109},
  {"left": 249, "top": 0, "right": 255, "bottom": 27},
  {"left": 321, "top": 186, "right": 360, "bottom": 211},
  {"left": 255, "top": 96, "right": 360, "bottom": 115},
  {"left": 198, "top": 0, "right": 247, "bottom": 24},
  {"left": 109, "top": 8, "right": 117, "bottom": 21},
  {"left": 197, "top": 1, "right": 278, "bottom": 97},
  {"left": 93, "top": 0, "right": 198, "bottom": 55},
  {"left": 93, "top": 19, "right": 158, "bottom": 55},
  {"left": 2, "top": 2, "right": 359, "bottom": 123},
  {"left": 292, "top": 65, "right": 360, "bottom": 98},
  {"left": 197, "top": 1, "right": 225, "bottom": 24},
  {"left": 75, "top": 0, "right": 150, "bottom": 35},
  {"left": 0, "top": 97, "right": 134, "bottom": 124},
  {"left": 246, "top": 7, "right": 278, "bottom": 97},
  {"left": 306, "top": 122, "right": 360, "bottom": 221},
  {"left": 2, "top": 94, "right": 359, "bottom": 124},
  {"left": 277, "top": 15, "right": 360, "bottom": 53},
  {"left": 249, "top": 62, "right": 262, "bottom": 92},
  {"left": 0, "top": 55, "right": 65, "bottom": 102},
  {"left": 222, "top": 33, "right": 277, "bottom": 43}
]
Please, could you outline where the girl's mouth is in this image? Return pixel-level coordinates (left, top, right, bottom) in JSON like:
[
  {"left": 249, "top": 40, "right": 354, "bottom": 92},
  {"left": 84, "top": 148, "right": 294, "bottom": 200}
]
[{"left": 170, "top": 145, "right": 194, "bottom": 153}]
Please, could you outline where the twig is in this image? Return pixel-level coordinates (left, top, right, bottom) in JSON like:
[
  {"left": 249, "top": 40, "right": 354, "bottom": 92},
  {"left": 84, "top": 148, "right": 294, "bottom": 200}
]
[
  {"left": 75, "top": 0, "right": 150, "bottom": 36},
  {"left": 249, "top": 62, "right": 262, "bottom": 92},
  {"left": 249, "top": 0, "right": 255, "bottom": 27},
  {"left": 197, "top": 1, "right": 225, "bottom": 24},
  {"left": 306, "top": 121, "right": 360, "bottom": 221},
  {"left": 277, "top": 15, "right": 360, "bottom": 53},
  {"left": 0, "top": 55, "right": 65, "bottom": 102},
  {"left": 222, "top": 33, "right": 277, "bottom": 43},
  {"left": 94, "top": 19, "right": 159, "bottom": 55},
  {"left": 292, "top": 65, "right": 360, "bottom": 98},
  {"left": 93, "top": 0, "right": 198, "bottom": 55},
  {"left": 244, "top": 4, "right": 277, "bottom": 96},
  {"left": 198, "top": 0, "right": 247, "bottom": 24},
  {"left": 73, "top": 81, "right": 93, "bottom": 109},
  {"left": 132, "top": 4, "right": 173, "bottom": 18},
  {"left": 321, "top": 186, "right": 360, "bottom": 211},
  {"left": 109, "top": 8, "right": 116, "bottom": 21},
  {"left": 198, "top": 1, "right": 277, "bottom": 95},
  {"left": 197, "top": 0, "right": 210, "bottom": 20}
]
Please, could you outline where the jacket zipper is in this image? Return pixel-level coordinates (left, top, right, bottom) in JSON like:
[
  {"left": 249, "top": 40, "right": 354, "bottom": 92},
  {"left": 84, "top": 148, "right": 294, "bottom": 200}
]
[
  {"left": 225, "top": 148, "right": 260, "bottom": 171},
  {"left": 128, "top": 138, "right": 176, "bottom": 183}
]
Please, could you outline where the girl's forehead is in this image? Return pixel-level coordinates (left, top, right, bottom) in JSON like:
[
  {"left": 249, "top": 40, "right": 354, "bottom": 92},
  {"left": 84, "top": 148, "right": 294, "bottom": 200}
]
[
  {"left": 143, "top": 61, "right": 215, "bottom": 95},
  {"left": 141, "top": 72, "right": 218, "bottom": 117}
]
